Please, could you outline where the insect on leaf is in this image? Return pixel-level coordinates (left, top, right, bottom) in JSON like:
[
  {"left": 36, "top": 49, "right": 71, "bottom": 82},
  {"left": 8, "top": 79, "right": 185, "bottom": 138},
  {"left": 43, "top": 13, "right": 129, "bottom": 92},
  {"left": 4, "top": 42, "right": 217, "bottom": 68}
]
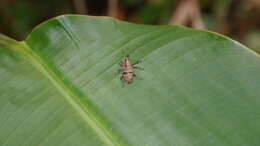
[{"left": 0, "top": 15, "right": 260, "bottom": 146}]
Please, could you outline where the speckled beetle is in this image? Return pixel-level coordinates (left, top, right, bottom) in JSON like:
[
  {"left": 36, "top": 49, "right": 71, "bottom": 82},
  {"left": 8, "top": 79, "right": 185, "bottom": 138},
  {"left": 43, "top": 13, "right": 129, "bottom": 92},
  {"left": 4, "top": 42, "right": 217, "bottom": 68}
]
[{"left": 118, "top": 55, "right": 143, "bottom": 84}]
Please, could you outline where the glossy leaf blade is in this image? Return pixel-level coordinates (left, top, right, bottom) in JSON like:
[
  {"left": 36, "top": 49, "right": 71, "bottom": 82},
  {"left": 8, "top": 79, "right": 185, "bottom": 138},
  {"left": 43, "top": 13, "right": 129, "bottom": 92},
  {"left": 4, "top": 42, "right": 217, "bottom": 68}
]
[{"left": 0, "top": 15, "right": 260, "bottom": 146}]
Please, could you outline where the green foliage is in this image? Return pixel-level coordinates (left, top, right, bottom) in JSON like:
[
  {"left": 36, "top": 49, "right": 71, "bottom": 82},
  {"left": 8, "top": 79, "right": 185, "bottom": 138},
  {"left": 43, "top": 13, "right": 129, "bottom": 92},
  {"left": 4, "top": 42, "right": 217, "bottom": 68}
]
[{"left": 0, "top": 15, "right": 260, "bottom": 146}]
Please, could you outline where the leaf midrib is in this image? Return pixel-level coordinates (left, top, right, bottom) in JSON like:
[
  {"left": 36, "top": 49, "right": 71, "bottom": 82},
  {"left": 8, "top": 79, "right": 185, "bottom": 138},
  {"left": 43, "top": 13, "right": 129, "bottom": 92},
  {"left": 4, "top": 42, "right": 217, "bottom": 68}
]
[{"left": 14, "top": 41, "right": 121, "bottom": 146}]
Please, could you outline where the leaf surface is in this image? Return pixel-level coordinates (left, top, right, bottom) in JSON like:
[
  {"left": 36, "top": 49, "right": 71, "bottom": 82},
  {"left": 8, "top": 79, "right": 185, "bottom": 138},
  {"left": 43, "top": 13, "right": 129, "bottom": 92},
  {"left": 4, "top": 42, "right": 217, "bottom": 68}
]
[{"left": 0, "top": 15, "right": 260, "bottom": 146}]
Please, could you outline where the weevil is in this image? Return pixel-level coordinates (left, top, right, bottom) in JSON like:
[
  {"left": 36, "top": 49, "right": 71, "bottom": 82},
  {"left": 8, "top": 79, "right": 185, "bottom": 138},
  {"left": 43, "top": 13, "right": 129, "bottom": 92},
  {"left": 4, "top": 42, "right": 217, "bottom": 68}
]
[{"left": 119, "top": 55, "right": 143, "bottom": 84}]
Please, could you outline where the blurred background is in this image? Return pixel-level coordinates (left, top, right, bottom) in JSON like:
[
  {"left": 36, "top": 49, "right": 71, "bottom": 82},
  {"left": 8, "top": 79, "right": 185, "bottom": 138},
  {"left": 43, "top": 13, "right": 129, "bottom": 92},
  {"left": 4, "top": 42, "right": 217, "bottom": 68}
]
[{"left": 0, "top": 0, "right": 260, "bottom": 53}]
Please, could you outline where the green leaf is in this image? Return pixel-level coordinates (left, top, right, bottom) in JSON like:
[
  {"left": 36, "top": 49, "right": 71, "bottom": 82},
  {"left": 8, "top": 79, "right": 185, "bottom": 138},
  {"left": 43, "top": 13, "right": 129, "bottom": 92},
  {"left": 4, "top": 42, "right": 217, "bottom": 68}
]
[{"left": 0, "top": 15, "right": 260, "bottom": 146}]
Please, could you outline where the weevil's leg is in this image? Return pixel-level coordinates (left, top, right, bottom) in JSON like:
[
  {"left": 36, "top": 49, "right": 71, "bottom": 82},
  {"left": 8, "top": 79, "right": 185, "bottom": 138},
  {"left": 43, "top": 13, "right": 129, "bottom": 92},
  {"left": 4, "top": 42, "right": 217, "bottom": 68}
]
[
  {"left": 133, "top": 73, "right": 144, "bottom": 80},
  {"left": 133, "top": 60, "right": 142, "bottom": 65},
  {"left": 114, "top": 69, "right": 121, "bottom": 75},
  {"left": 119, "top": 61, "right": 123, "bottom": 66},
  {"left": 133, "top": 66, "right": 144, "bottom": 70},
  {"left": 118, "top": 69, "right": 122, "bottom": 74}
]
